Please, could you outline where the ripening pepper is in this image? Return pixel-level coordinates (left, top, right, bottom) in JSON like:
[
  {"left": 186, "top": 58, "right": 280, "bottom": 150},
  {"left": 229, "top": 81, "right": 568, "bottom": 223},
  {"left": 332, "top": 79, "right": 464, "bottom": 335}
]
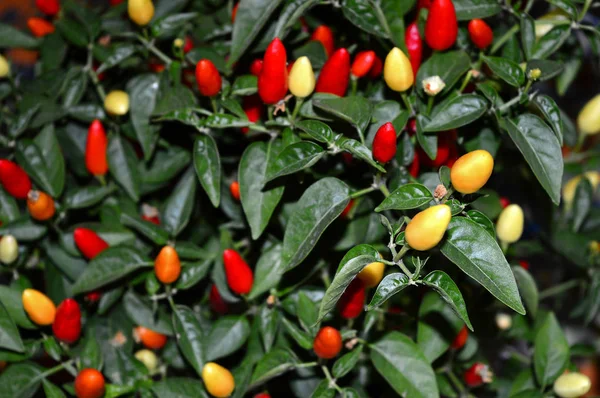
[
  {"left": 35, "top": 0, "right": 60, "bottom": 16},
  {"left": 27, "top": 190, "right": 55, "bottom": 221},
  {"left": 128, "top": 0, "right": 155, "bottom": 26},
  {"left": 464, "top": 363, "right": 493, "bottom": 388},
  {"left": 134, "top": 326, "right": 167, "bottom": 349},
  {"left": 258, "top": 38, "right": 288, "bottom": 104},
  {"left": 313, "top": 326, "right": 342, "bottom": 359},
  {"left": 383, "top": 47, "right": 414, "bottom": 92},
  {"left": 315, "top": 48, "right": 350, "bottom": 96},
  {"left": 241, "top": 95, "right": 263, "bottom": 134},
  {"left": 351, "top": 51, "right": 376, "bottom": 78},
  {"left": 85, "top": 120, "right": 108, "bottom": 176},
  {"left": 0, "top": 235, "right": 18, "bottom": 264},
  {"left": 451, "top": 325, "right": 468, "bottom": 349},
  {"left": 154, "top": 246, "right": 181, "bottom": 284},
  {"left": 310, "top": 25, "right": 335, "bottom": 57},
  {"left": 288, "top": 56, "right": 315, "bottom": 98},
  {"left": 450, "top": 150, "right": 494, "bottom": 194},
  {"left": 202, "top": 362, "right": 235, "bottom": 398},
  {"left": 22, "top": 288, "right": 56, "bottom": 325},
  {"left": 468, "top": 19, "right": 494, "bottom": 50},
  {"left": 73, "top": 228, "right": 109, "bottom": 260},
  {"left": 0, "top": 159, "right": 32, "bottom": 199},
  {"left": 577, "top": 94, "right": 600, "bottom": 135},
  {"left": 372, "top": 122, "right": 397, "bottom": 163},
  {"left": 27, "top": 18, "right": 55, "bottom": 37},
  {"left": 52, "top": 298, "right": 82, "bottom": 344},
  {"left": 405, "top": 204, "right": 451, "bottom": 251},
  {"left": 563, "top": 171, "right": 600, "bottom": 209},
  {"left": 358, "top": 262, "right": 385, "bottom": 288},
  {"left": 368, "top": 55, "right": 383, "bottom": 78},
  {"left": 425, "top": 0, "right": 458, "bottom": 51},
  {"left": 553, "top": 372, "right": 592, "bottom": 398},
  {"left": 405, "top": 22, "right": 422, "bottom": 78},
  {"left": 209, "top": 284, "right": 228, "bottom": 314},
  {"left": 0, "top": 55, "right": 9, "bottom": 78},
  {"left": 134, "top": 349, "right": 159, "bottom": 372},
  {"left": 183, "top": 36, "right": 194, "bottom": 53},
  {"left": 249, "top": 59, "right": 263, "bottom": 76},
  {"left": 223, "top": 249, "right": 253, "bottom": 295},
  {"left": 74, "top": 368, "right": 105, "bottom": 398},
  {"left": 104, "top": 90, "right": 129, "bottom": 115},
  {"left": 496, "top": 204, "right": 524, "bottom": 244},
  {"left": 338, "top": 278, "right": 365, "bottom": 319},
  {"left": 195, "top": 59, "right": 222, "bottom": 97},
  {"left": 229, "top": 181, "right": 240, "bottom": 201}
]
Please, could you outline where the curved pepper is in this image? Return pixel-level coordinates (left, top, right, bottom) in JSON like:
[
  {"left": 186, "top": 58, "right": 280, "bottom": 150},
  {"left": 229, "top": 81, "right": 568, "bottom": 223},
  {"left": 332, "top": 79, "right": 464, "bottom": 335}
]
[
  {"left": 405, "top": 22, "right": 422, "bottom": 78},
  {"left": 468, "top": 19, "right": 494, "bottom": 50},
  {"left": 351, "top": 51, "right": 376, "bottom": 78},
  {"left": 315, "top": 48, "right": 350, "bottom": 96}
]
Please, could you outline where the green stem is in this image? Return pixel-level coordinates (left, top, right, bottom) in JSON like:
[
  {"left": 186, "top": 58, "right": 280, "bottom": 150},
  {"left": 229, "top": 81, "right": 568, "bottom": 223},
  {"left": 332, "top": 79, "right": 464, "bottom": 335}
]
[
  {"left": 573, "top": 132, "right": 586, "bottom": 153},
  {"left": 210, "top": 97, "right": 218, "bottom": 114},
  {"left": 393, "top": 244, "right": 410, "bottom": 263},
  {"left": 580, "top": 0, "right": 592, "bottom": 20},
  {"left": 522, "top": 79, "right": 533, "bottom": 95},
  {"left": 539, "top": 279, "right": 582, "bottom": 300},
  {"left": 459, "top": 70, "right": 473, "bottom": 93},
  {"left": 397, "top": 260, "right": 414, "bottom": 279},
  {"left": 441, "top": 187, "right": 454, "bottom": 204},
  {"left": 351, "top": 77, "right": 358, "bottom": 96},
  {"left": 426, "top": 96, "right": 434, "bottom": 116},
  {"left": 137, "top": 35, "right": 172, "bottom": 66},
  {"left": 490, "top": 24, "right": 520, "bottom": 55},
  {"left": 291, "top": 97, "right": 303, "bottom": 122},
  {"left": 350, "top": 186, "right": 376, "bottom": 199},
  {"left": 400, "top": 92, "right": 414, "bottom": 115},
  {"left": 446, "top": 369, "right": 466, "bottom": 395},
  {"left": 321, "top": 366, "right": 344, "bottom": 394},
  {"left": 379, "top": 183, "right": 390, "bottom": 198}
]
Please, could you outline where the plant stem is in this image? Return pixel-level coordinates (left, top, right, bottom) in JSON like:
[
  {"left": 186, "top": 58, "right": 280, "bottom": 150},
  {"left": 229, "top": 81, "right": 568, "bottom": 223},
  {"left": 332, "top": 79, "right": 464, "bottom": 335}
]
[
  {"left": 291, "top": 97, "right": 303, "bottom": 122},
  {"left": 210, "top": 97, "right": 218, "bottom": 113},
  {"left": 397, "top": 260, "right": 414, "bottom": 279},
  {"left": 400, "top": 92, "right": 414, "bottom": 115},
  {"left": 321, "top": 366, "right": 344, "bottom": 394},
  {"left": 393, "top": 244, "right": 410, "bottom": 263},
  {"left": 426, "top": 96, "right": 434, "bottom": 116},
  {"left": 446, "top": 369, "right": 466, "bottom": 396},
  {"left": 351, "top": 78, "right": 358, "bottom": 96},
  {"left": 490, "top": 24, "right": 520, "bottom": 55},
  {"left": 137, "top": 35, "right": 172, "bottom": 66},
  {"left": 350, "top": 186, "right": 376, "bottom": 199},
  {"left": 459, "top": 70, "right": 473, "bottom": 93},
  {"left": 539, "top": 279, "right": 582, "bottom": 300}
]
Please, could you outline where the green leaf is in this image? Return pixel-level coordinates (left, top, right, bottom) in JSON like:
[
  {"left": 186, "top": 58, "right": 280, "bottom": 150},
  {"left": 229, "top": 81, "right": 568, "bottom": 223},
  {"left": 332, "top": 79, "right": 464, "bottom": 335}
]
[
  {"left": 96, "top": 44, "right": 137, "bottom": 74},
  {"left": 9, "top": 104, "right": 41, "bottom": 138},
  {"left": 205, "top": 316, "right": 250, "bottom": 361},
  {"left": 248, "top": 243, "right": 284, "bottom": 300},
  {"left": 62, "top": 68, "right": 88, "bottom": 108},
  {"left": 108, "top": 135, "right": 141, "bottom": 202},
  {"left": 64, "top": 184, "right": 117, "bottom": 209},
  {"left": 296, "top": 120, "right": 336, "bottom": 145},
  {"left": 297, "top": 292, "right": 319, "bottom": 333},
  {"left": 55, "top": 17, "right": 88, "bottom": 48},
  {"left": 239, "top": 142, "right": 285, "bottom": 240},
  {"left": 482, "top": 55, "right": 525, "bottom": 87},
  {"left": 425, "top": 95, "right": 488, "bottom": 132},
  {"left": 173, "top": 305, "right": 204, "bottom": 377},
  {"left": 0, "top": 286, "right": 36, "bottom": 330},
  {"left": 0, "top": 217, "right": 47, "bottom": 241},
  {"left": 68, "top": 104, "right": 105, "bottom": 123},
  {"left": 416, "top": 115, "right": 437, "bottom": 160},
  {"left": 526, "top": 59, "right": 564, "bottom": 81},
  {"left": 532, "top": 25, "right": 571, "bottom": 59},
  {"left": 370, "top": 332, "right": 439, "bottom": 398},
  {"left": 0, "top": 300, "right": 25, "bottom": 352},
  {"left": 72, "top": 247, "right": 152, "bottom": 294},
  {"left": 512, "top": 266, "right": 539, "bottom": 318},
  {"left": 150, "top": 12, "right": 198, "bottom": 37},
  {"left": 231, "top": 75, "right": 258, "bottom": 96},
  {"left": 366, "top": 273, "right": 410, "bottom": 310},
  {"left": 15, "top": 132, "right": 65, "bottom": 198},
  {"left": 520, "top": 14, "right": 536, "bottom": 60},
  {"left": 281, "top": 317, "right": 312, "bottom": 349},
  {"left": 152, "top": 378, "right": 208, "bottom": 398},
  {"left": 465, "top": 209, "right": 495, "bottom": 238},
  {"left": 0, "top": 362, "right": 43, "bottom": 398},
  {"left": 266, "top": 142, "right": 325, "bottom": 182},
  {"left": 534, "top": 312, "right": 569, "bottom": 387},
  {"left": 120, "top": 213, "right": 169, "bottom": 245},
  {"left": 205, "top": 113, "right": 251, "bottom": 128},
  {"left": 342, "top": 0, "right": 388, "bottom": 38},
  {"left": 502, "top": 114, "right": 563, "bottom": 205},
  {"left": 423, "top": 270, "right": 473, "bottom": 331},
  {"left": 0, "top": 187, "right": 20, "bottom": 223},
  {"left": 533, "top": 94, "right": 564, "bottom": 145},
  {"left": 440, "top": 217, "right": 525, "bottom": 315},
  {"left": 375, "top": 183, "right": 433, "bottom": 212},
  {"left": 313, "top": 96, "right": 373, "bottom": 143},
  {"left": 176, "top": 260, "right": 211, "bottom": 290},
  {"left": 282, "top": 178, "right": 350, "bottom": 270},
  {"left": 316, "top": 244, "right": 379, "bottom": 324},
  {"left": 250, "top": 348, "right": 298, "bottom": 386},
  {"left": 333, "top": 347, "right": 362, "bottom": 378},
  {"left": 547, "top": 0, "right": 578, "bottom": 19},
  {"left": 193, "top": 134, "right": 221, "bottom": 208},
  {"left": 292, "top": 41, "right": 328, "bottom": 70},
  {"left": 337, "top": 136, "right": 386, "bottom": 173},
  {"left": 259, "top": 305, "right": 280, "bottom": 352},
  {"left": 228, "top": 0, "right": 284, "bottom": 67},
  {"left": 128, "top": 74, "right": 160, "bottom": 160},
  {"left": 163, "top": 168, "right": 197, "bottom": 237},
  {"left": 123, "top": 290, "right": 173, "bottom": 335},
  {"left": 453, "top": 0, "right": 502, "bottom": 19},
  {"left": 416, "top": 51, "right": 471, "bottom": 96},
  {"left": 273, "top": 0, "right": 320, "bottom": 39},
  {"left": 572, "top": 178, "right": 593, "bottom": 232},
  {"left": 42, "top": 380, "right": 66, "bottom": 398},
  {"left": 557, "top": 58, "right": 581, "bottom": 96},
  {"left": 311, "top": 379, "right": 335, "bottom": 398},
  {"left": 0, "top": 23, "right": 38, "bottom": 48},
  {"left": 153, "top": 85, "right": 197, "bottom": 116}
]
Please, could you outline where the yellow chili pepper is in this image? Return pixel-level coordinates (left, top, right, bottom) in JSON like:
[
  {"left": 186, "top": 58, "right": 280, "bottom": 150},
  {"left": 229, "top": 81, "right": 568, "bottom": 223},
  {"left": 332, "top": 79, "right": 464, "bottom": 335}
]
[
  {"left": 450, "top": 150, "right": 494, "bottom": 194},
  {"left": 405, "top": 205, "right": 452, "bottom": 251},
  {"left": 202, "top": 362, "right": 235, "bottom": 398},
  {"left": 553, "top": 372, "right": 591, "bottom": 398},
  {"left": 288, "top": 56, "right": 315, "bottom": 98},
  {"left": 496, "top": 204, "right": 524, "bottom": 244},
  {"left": 104, "top": 90, "right": 130, "bottom": 116},
  {"left": 0, "top": 55, "right": 9, "bottom": 78},
  {"left": 577, "top": 94, "right": 600, "bottom": 136},
  {"left": 357, "top": 262, "right": 385, "bottom": 288},
  {"left": 22, "top": 288, "right": 56, "bottom": 325},
  {"left": 134, "top": 349, "right": 158, "bottom": 372},
  {"left": 128, "top": 0, "right": 155, "bottom": 26},
  {"left": 383, "top": 47, "right": 414, "bottom": 92},
  {"left": 0, "top": 234, "right": 19, "bottom": 264}
]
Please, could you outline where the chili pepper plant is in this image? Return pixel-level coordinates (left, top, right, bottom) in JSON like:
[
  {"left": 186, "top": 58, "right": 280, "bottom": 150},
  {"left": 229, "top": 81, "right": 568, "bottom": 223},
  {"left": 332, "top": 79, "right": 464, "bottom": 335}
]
[{"left": 0, "top": 0, "right": 599, "bottom": 397}]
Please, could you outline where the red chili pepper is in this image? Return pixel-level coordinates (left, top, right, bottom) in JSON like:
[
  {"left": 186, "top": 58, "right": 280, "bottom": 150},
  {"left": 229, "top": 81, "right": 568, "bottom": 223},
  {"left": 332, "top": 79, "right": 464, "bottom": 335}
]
[
  {"left": 445, "top": 141, "right": 459, "bottom": 168},
  {"left": 405, "top": 22, "right": 423, "bottom": 78},
  {"left": 342, "top": 153, "right": 353, "bottom": 166},
  {"left": 351, "top": 51, "right": 376, "bottom": 78},
  {"left": 209, "top": 284, "right": 228, "bottom": 314},
  {"left": 315, "top": 48, "right": 350, "bottom": 97},
  {"left": 149, "top": 60, "right": 166, "bottom": 73},
  {"left": 468, "top": 19, "right": 494, "bottom": 50},
  {"left": 249, "top": 59, "right": 263, "bottom": 77},
  {"left": 86, "top": 120, "right": 108, "bottom": 177},
  {"left": 340, "top": 199, "right": 355, "bottom": 219},
  {"left": 229, "top": 181, "right": 241, "bottom": 201},
  {"left": 418, "top": 130, "right": 457, "bottom": 168},
  {"left": 223, "top": 249, "right": 253, "bottom": 295},
  {"left": 110, "top": 0, "right": 124, "bottom": 5},
  {"left": 417, "top": 0, "right": 432, "bottom": 11},
  {"left": 0, "top": 160, "right": 32, "bottom": 199},
  {"left": 258, "top": 38, "right": 288, "bottom": 105},
  {"left": 500, "top": 197, "right": 510, "bottom": 209},
  {"left": 92, "top": 62, "right": 105, "bottom": 81},
  {"left": 286, "top": 60, "right": 294, "bottom": 74},
  {"left": 464, "top": 362, "right": 493, "bottom": 387},
  {"left": 232, "top": 3, "right": 239, "bottom": 23},
  {"left": 142, "top": 204, "right": 160, "bottom": 225},
  {"left": 519, "top": 260, "right": 530, "bottom": 270},
  {"left": 409, "top": 152, "right": 420, "bottom": 177},
  {"left": 52, "top": 298, "right": 82, "bottom": 344},
  {"left": 195, "top": 59, "right": 222, "bottom": 97},
  {"left": 310, "top": 25, "right": 334, "bottom": 57},
  {"left": 425, "top": 0, "right": 458, "bottom": 51},
  {"left": 73, "top": 228, "right": 109, "bottom": 260},
  {"left": 85, "top": 291, "right": 102, "bottom": 302},
  {"left": 27, "top": 18, "right": 55, "bottom": 38},
  {"left": 241, "top": 95, "right": 263, "bottom": 134},
  {"left": 338, "top": 279, "right": 365, "bottom": 319},
  {"left": 183, "top": 36, "right": 194, "bottom": 54},
  {"left": 254, "top": 394, "right": 271, "bottom": 398},
  {"left": 451, "top": 325, "right": 468, "bottom": 349},
  {"left": 35, "top": 0, "right": 60, "bottom": 16},
  {"left": 372, "top": 122, "right": 397, "bottom": 163},
  {"left": 368, "top": 55, "right": 383, "bottom": 79}
]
